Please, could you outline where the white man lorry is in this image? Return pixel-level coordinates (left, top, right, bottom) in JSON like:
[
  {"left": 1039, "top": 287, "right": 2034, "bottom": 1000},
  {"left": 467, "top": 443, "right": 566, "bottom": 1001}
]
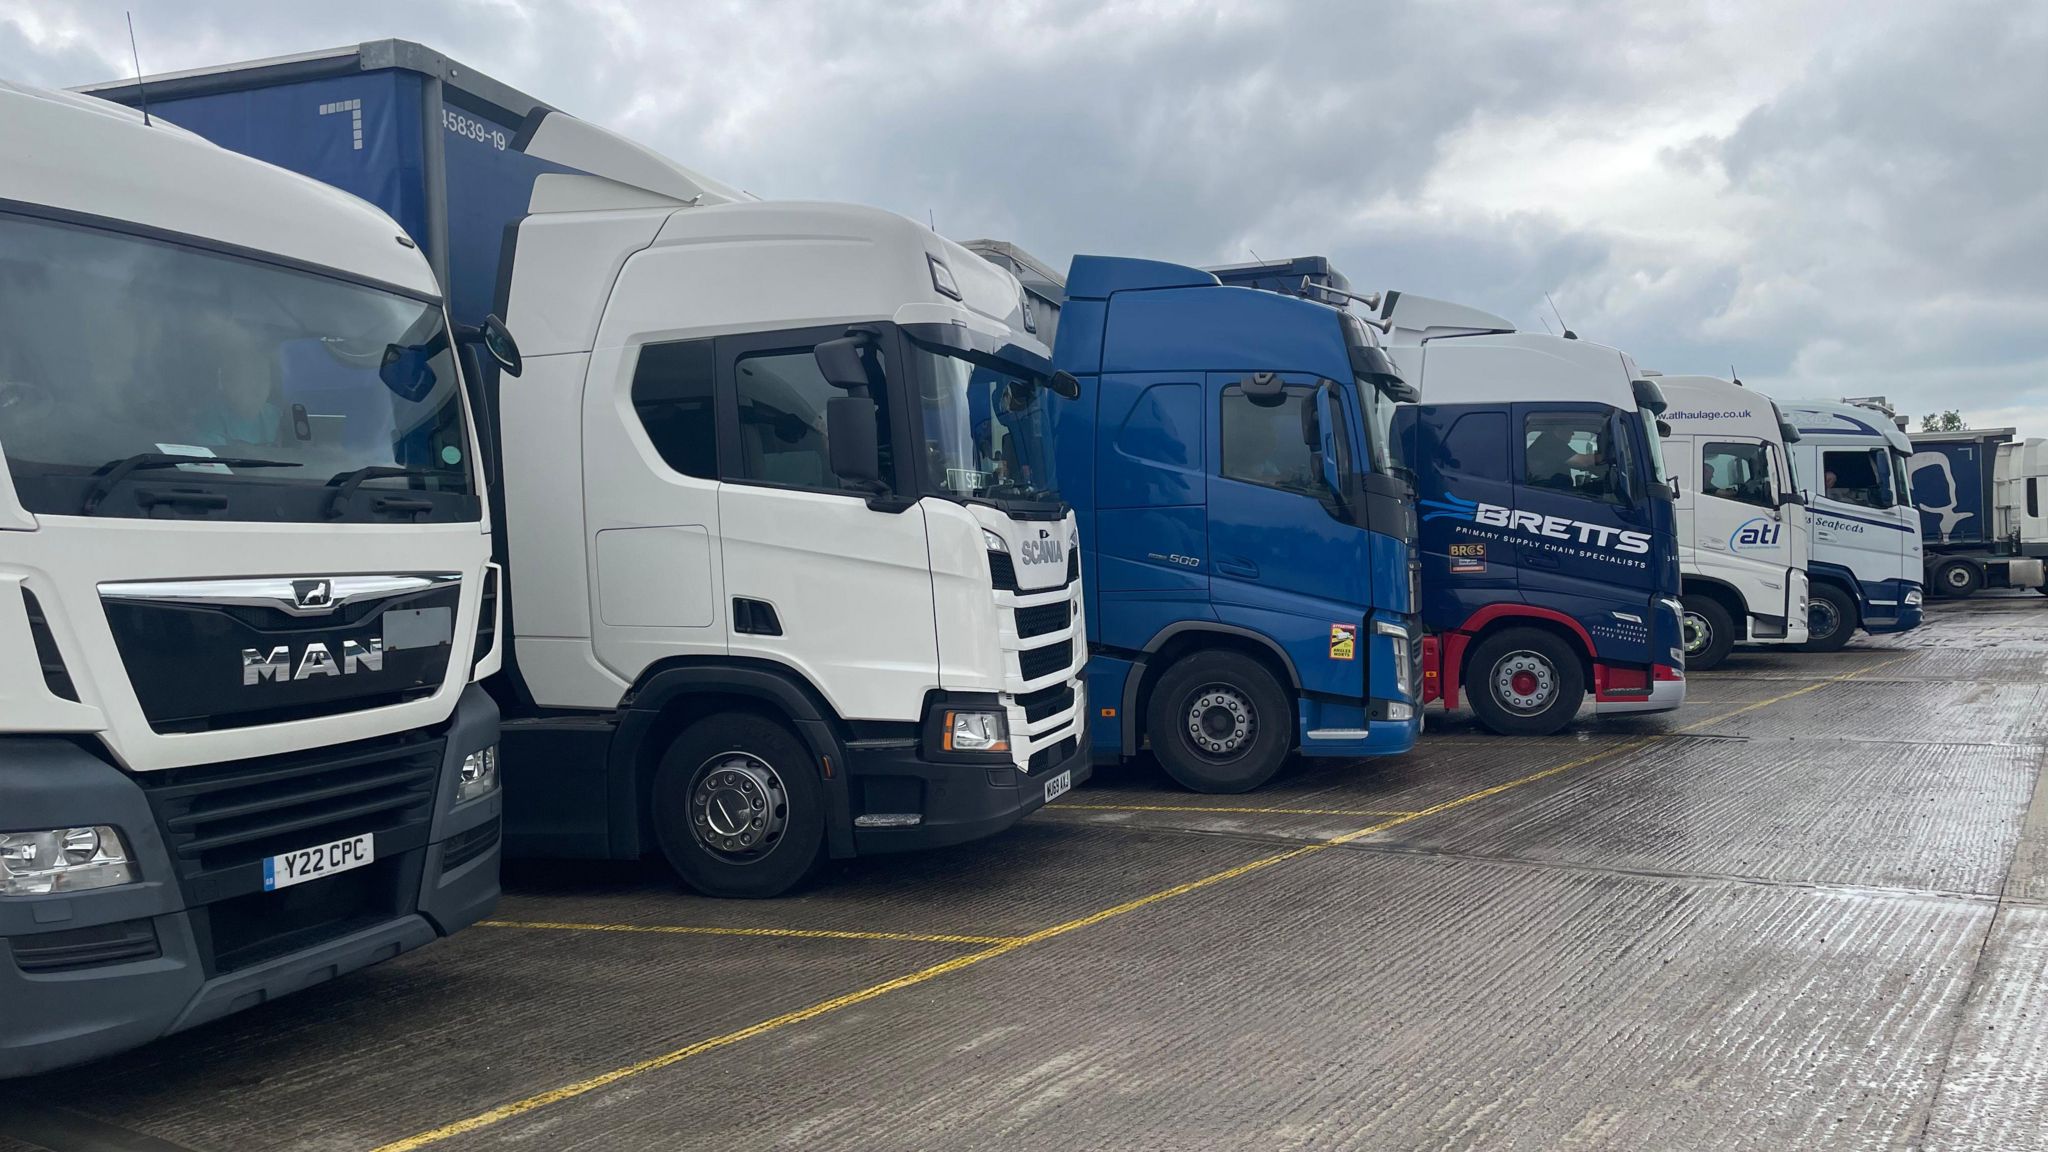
[
  {"left": 1778, "top": 400, "right": 1924, "bottom": 641},
  {"left": 1655, "top": 375, "right": 1811, "bottom": 666},
  {"left": 84, "top": 42, "right": 1092, "bottom": 898},
  {"left": 2, "top": 81, "right": 507, "bottom": 1076}
]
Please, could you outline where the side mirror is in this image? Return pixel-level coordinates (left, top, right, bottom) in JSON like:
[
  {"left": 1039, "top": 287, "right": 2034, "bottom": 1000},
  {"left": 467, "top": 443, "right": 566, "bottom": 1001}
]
[
  {"left": 1046, "top": 369, "right": 1081, "bottom": 400},
  {"left": 826, "top": 395, "right": 881, "bottom": 486},
  {"left": 379, "top": 344, "right": 438, "bottom": 401},
  {"left": 1657, "top": 418, "right": 1673, "bottom": 438},
  {"left": 1779, "top": 489, "right": 1806, "bottom": 508},
  {"left": 814, "top": 335, "right": 872, "bottom": 392},
  {"left": 480, "top": 315, "right": 522, "bottom": 378}
]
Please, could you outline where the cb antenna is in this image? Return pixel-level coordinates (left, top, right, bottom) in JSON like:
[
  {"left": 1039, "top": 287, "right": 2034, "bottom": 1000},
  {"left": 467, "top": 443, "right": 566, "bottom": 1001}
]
[
  {"left": 125, "top": 11, "right": 151, "bottom": 126},
  {"left": 1730, "top": 362, "right": 1743, "bottom": 387},
  {"left": 1544, "top": 292, "right": 1577, "bottom": 340}
]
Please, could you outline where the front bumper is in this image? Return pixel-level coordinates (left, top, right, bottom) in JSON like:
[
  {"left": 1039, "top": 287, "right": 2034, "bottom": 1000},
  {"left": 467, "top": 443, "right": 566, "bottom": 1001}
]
[
  {"left": 1862, "top": 583, "right": 1925, "bottom": 633},
  {"left": 0, "top": 685, "right": 500, "bottom": 1079},
  {"left": 847, "top": 734, "right": 1092, "bottom": 856},
  {"left": 1593, "top": 672, "right": 1687, "bottom": 716}
]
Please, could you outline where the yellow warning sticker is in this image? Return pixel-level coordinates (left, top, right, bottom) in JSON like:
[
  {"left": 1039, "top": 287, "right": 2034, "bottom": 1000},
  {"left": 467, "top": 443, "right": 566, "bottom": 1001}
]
[{"left": 1329, "top": 623, "right": 1357, "bottom": 661}]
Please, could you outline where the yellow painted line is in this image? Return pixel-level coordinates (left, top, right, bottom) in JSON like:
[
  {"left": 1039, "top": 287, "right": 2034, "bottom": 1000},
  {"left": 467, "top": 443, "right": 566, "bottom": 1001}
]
[
  {"left": 476, "top": 920, "right": 1020, "bottom": 947},
  {"left": 378, "top": 651, "right": 1908, "bottom": 1151},
  {"left": 1055, "top": 803, "right": 1422, "bottom": 817}
]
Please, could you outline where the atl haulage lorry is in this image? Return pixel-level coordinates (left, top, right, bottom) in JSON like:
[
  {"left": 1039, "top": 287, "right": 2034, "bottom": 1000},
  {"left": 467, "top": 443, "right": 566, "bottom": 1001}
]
[
  {"left": 1778, "top": 400, "right": 1924, "bottom": 636},
  {"left": 1206, "top": 263, "right": 1684, "bottom": 737},
  {"left": 1653, "top": 375, "right": 1811, "bottom": 666},
  {"left": 2, "top": 82, "right": 507, "bottom": 1076},
  {"left": 86, "top": 41, "right": 1092, "bottom": 897}
]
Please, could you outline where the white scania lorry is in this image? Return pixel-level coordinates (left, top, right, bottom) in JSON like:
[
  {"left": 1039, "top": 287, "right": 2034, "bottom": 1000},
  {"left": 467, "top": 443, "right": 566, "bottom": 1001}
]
[
  {"left": 2, "top": 82, "right": 506, "bottom": 1076},
  {"left": 1655, "top": 375, "right": 1811, "bottom": 666},
  {"left": 84, "top": 42, "right": 1092, "bottom": 898},
  {"left": 1777, "top": 399, "right": 1924, "bottom": 642}
]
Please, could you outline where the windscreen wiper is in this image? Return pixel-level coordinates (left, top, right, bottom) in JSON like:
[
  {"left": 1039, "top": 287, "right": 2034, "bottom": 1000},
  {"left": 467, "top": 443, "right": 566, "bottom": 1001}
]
[
  {"left": 81, "top": 453, "right": 301, "bottom": 515},
  {"left": 324, "top": 465, "right": 462, "bottom": 519}
]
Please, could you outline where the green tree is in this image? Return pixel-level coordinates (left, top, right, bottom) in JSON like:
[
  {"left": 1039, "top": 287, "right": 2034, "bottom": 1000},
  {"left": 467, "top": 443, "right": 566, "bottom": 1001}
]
[{"left": 1921, "top": 410, "right": 1969, "bottom": 432}]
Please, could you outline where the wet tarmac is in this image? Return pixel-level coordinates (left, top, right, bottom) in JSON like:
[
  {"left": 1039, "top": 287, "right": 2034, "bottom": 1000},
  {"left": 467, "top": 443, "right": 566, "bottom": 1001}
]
[{"left": 6, "top": 594, "right": 2047, "bottom": 1150}]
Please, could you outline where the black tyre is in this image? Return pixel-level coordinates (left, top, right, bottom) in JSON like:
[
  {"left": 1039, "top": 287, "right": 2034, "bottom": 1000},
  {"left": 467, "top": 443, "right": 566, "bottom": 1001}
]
[
  {"left": 651, "top": 712, "right": 825, "bottom": 898},
  {"left": 1145, "top": 650, "right": 1293, "bottom": 793},
  {"left": 1465, "top": 627, "right": 1585, "bottom": 737},
  {"left": 1801, "top": 582, "right": 1857, "bottom": 652},
  {"left": 1679, "top": 593, "right": 1737, "bottom": 671},
  {"left": 1933, "top": 559, "right": 1982, "bottom": 599}
]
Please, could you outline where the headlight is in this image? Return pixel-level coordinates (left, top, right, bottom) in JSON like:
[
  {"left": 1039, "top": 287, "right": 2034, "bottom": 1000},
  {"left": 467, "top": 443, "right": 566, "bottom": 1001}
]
[
  {"left": 981, "top": 528, "right": 1007, "bottom": 553},
  {"left": 1905, "top": 589, "right": 1923, "bottom": 606},
  {"left": 1385, "top": 701, "right": 1415, "bottom": 722},
  {"left": 1, "top": 826, "right": 133, "bottom": 896},
  {"left": 943, "top": 709, "right": 1010, "bottom": 753},
  {"left": 457, "top": 745, "right": 499, "bottom": 803},
  {"left": 1375, "top": 619, "right": 1412, "bottom": 699}
]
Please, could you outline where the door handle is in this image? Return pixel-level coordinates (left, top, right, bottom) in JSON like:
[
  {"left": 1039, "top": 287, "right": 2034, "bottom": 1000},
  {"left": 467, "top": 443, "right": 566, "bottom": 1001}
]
[
  {"left": 1523, "top": 552, "right": 1560, "bottom": 570},
  {"left": 1216, "top": 557, "right": 1260, "bottom": 579}
]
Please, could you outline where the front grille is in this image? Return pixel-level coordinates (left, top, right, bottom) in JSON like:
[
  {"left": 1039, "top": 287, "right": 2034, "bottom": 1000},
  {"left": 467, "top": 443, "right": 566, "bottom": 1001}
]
[
  {"left": 1014, "top": 600, "right": 1071, "bottom": 640},
  {"left": 1029, "top": 735, "right": 1078, "bottom": 775},
  {"left": 443, "top": 816, "right": 501, "bottom": 870},
  {"left": 1017, "top": 639, "right": 1073, "bottom": 682},
  {"left": 134, "top": 730, "right": 443, "bottom": 905},
  {"left": 10, "top": 919, "right": 161, "bottom": 974},
  {"left": 1018, "top": 682, "right": 1075, "bottom": 725},
  {"left": 22, "top": 589, "right": 79, "bottom": 702},
  {"left": 988, "top": 551, "right": 1019, "bottom": 591}
]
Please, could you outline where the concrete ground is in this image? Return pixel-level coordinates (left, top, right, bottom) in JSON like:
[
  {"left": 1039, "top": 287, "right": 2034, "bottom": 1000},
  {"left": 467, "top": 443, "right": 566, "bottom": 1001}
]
[{"left": 7, "top": 594, "right": 2048, "bottom": 1151}]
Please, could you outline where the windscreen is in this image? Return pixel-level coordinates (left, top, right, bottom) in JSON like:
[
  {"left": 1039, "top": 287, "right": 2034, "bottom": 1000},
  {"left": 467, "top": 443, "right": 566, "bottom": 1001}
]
[
  {"left": 909, "top": 344, "right": 1059, "bottom": 505},
  {"left": 0, "top": 213, "right": 475, "bottom": 522}
]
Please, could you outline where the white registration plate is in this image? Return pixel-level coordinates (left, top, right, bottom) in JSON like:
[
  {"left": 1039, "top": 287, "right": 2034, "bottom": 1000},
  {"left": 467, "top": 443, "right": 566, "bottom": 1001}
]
[
  {"left": 263, "top": 833, "right": 374, "bottom": 892},
  {"left": 1042, "top": 770, "right": 1073, "bottom": 804}
]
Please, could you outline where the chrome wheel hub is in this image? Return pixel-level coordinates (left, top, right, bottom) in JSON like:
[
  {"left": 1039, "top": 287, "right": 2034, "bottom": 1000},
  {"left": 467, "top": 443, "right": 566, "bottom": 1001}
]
[
  {"left": 690, "top": 752, "right": 788, "bottom": 863},
  {"left": 1185, "top": 685, "right": 1255, "bottom": 759},
  {"left": 1682, "top": 611, "right": 1713, "bottom": 656},
  {"left": 1494, "top": 652, "right": 1557, "bottom": 713}
]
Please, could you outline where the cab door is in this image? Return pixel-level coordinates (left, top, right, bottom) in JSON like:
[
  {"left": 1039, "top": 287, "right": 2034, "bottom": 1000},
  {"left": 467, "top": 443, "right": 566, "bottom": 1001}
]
[
  {"left": 1511, "top": 403, "right": 1657, "bottom": 664},
  {"left": 1204, "top": 372, "right": 1369, "bottom": 699}
]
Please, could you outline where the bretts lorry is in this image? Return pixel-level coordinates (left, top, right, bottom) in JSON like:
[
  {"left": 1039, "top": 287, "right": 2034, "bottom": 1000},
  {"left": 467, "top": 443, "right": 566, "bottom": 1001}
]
[
  {"left": 2, "top": 82, "right": 505, "bottom": 1075},
  {"left": 1654, "top": 375, "right": 1811, "bottom": 666},
  {"left": 1049, "top": 256, "right": 1424, "bottom": 793},
  {"left": 1778, "top": 400, "right": 1924, "bottom": 636},
  {"left": 1206, "top": 263, "right": 1684, "bottom": 737},
  {"left": 1376, "top": 293, "right": 1684, "bottom": 734},
  {"left": 1909, "top": 427, "right": 2048, "bottom": 598},
  {"left": 86, "top": 41, "right": 1090, "bottom": 897}
]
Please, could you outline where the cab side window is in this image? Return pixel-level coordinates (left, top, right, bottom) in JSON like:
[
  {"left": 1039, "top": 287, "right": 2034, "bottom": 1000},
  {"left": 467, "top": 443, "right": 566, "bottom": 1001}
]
[
  {"left": 729, "top": 348, "right": 889, "bottom": 493},
  {"left": 1702, "top": 441, "right": 1774, "bottom": 509},
  {"left": 630, "top": 339, "right": 717, "bottom": 479},
  {"left": 1823, "top": 448, "right": 1891, "bottom": 509},
  {"left": 1220, "top": 385, "right": 1319, "bottom": 496},
  {"left": 1524, "top": 411, "right": 1616, "bottom": 502},
  {"left": 1440, "top": 411, "right": 1509, "bottom": 482}
]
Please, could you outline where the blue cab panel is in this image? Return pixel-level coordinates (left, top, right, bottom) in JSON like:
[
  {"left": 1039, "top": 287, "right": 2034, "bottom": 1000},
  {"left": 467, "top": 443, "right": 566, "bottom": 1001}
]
[
  {"left": 1053, "top": 256, "right": 1422, "bottom": 764},
  {"left": 1909, "top": 438, "right": 1992, "bottom": 548}
]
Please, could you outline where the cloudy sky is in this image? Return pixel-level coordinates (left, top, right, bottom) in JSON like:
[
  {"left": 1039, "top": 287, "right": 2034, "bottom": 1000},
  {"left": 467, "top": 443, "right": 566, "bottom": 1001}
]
[{"left": 5, "top": 0, "right": 2044, "bottom": 436}]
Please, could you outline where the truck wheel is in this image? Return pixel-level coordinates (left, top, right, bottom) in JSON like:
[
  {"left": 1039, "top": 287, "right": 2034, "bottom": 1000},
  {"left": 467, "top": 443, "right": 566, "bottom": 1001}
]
[
  {"left": 1933, "top": 559, "right": 1982, "bottom": 598},
  {"left": 651, "top": 713, "right": 825, "bottom": 898},
  {"left": 1801, "top": 583, "right": 1857, "bottom": 652},
  {"left": 1465, "top": 628, "right": 1584, "bottom": 737},
  {"left": 1145, "top": 650, "right": 1293, "bottom": 793},
  {"left": 1679, "top": 594, "right": 1736, "bottom": 671}
]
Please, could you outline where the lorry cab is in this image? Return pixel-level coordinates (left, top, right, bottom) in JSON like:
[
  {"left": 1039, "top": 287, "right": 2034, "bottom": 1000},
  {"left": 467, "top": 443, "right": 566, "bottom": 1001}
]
[
  {"left": 1052, "top": 257, "right": 1422, "bottom": 792},
  {"left": 83, "top": 41, "right": 1091, "bottom": 898},
  {"left": 1378, "top": 293, "right": 1685, "bottom": 735},
  {"left": 1654, "top": 375, "right": 1811, "bottom": 664},
  {"left": 1778, "top": 400, "right": 1923, "bottom": 636}
]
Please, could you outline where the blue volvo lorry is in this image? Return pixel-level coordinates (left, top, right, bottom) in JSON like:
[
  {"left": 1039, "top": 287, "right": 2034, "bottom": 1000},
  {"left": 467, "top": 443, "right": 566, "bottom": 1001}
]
[
  {"left": 1208, "top": 262, "right": 1685, "bottom": 735},
  {"left": 1049, "top": 256, "right": 1424, "bottom": 792}
]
